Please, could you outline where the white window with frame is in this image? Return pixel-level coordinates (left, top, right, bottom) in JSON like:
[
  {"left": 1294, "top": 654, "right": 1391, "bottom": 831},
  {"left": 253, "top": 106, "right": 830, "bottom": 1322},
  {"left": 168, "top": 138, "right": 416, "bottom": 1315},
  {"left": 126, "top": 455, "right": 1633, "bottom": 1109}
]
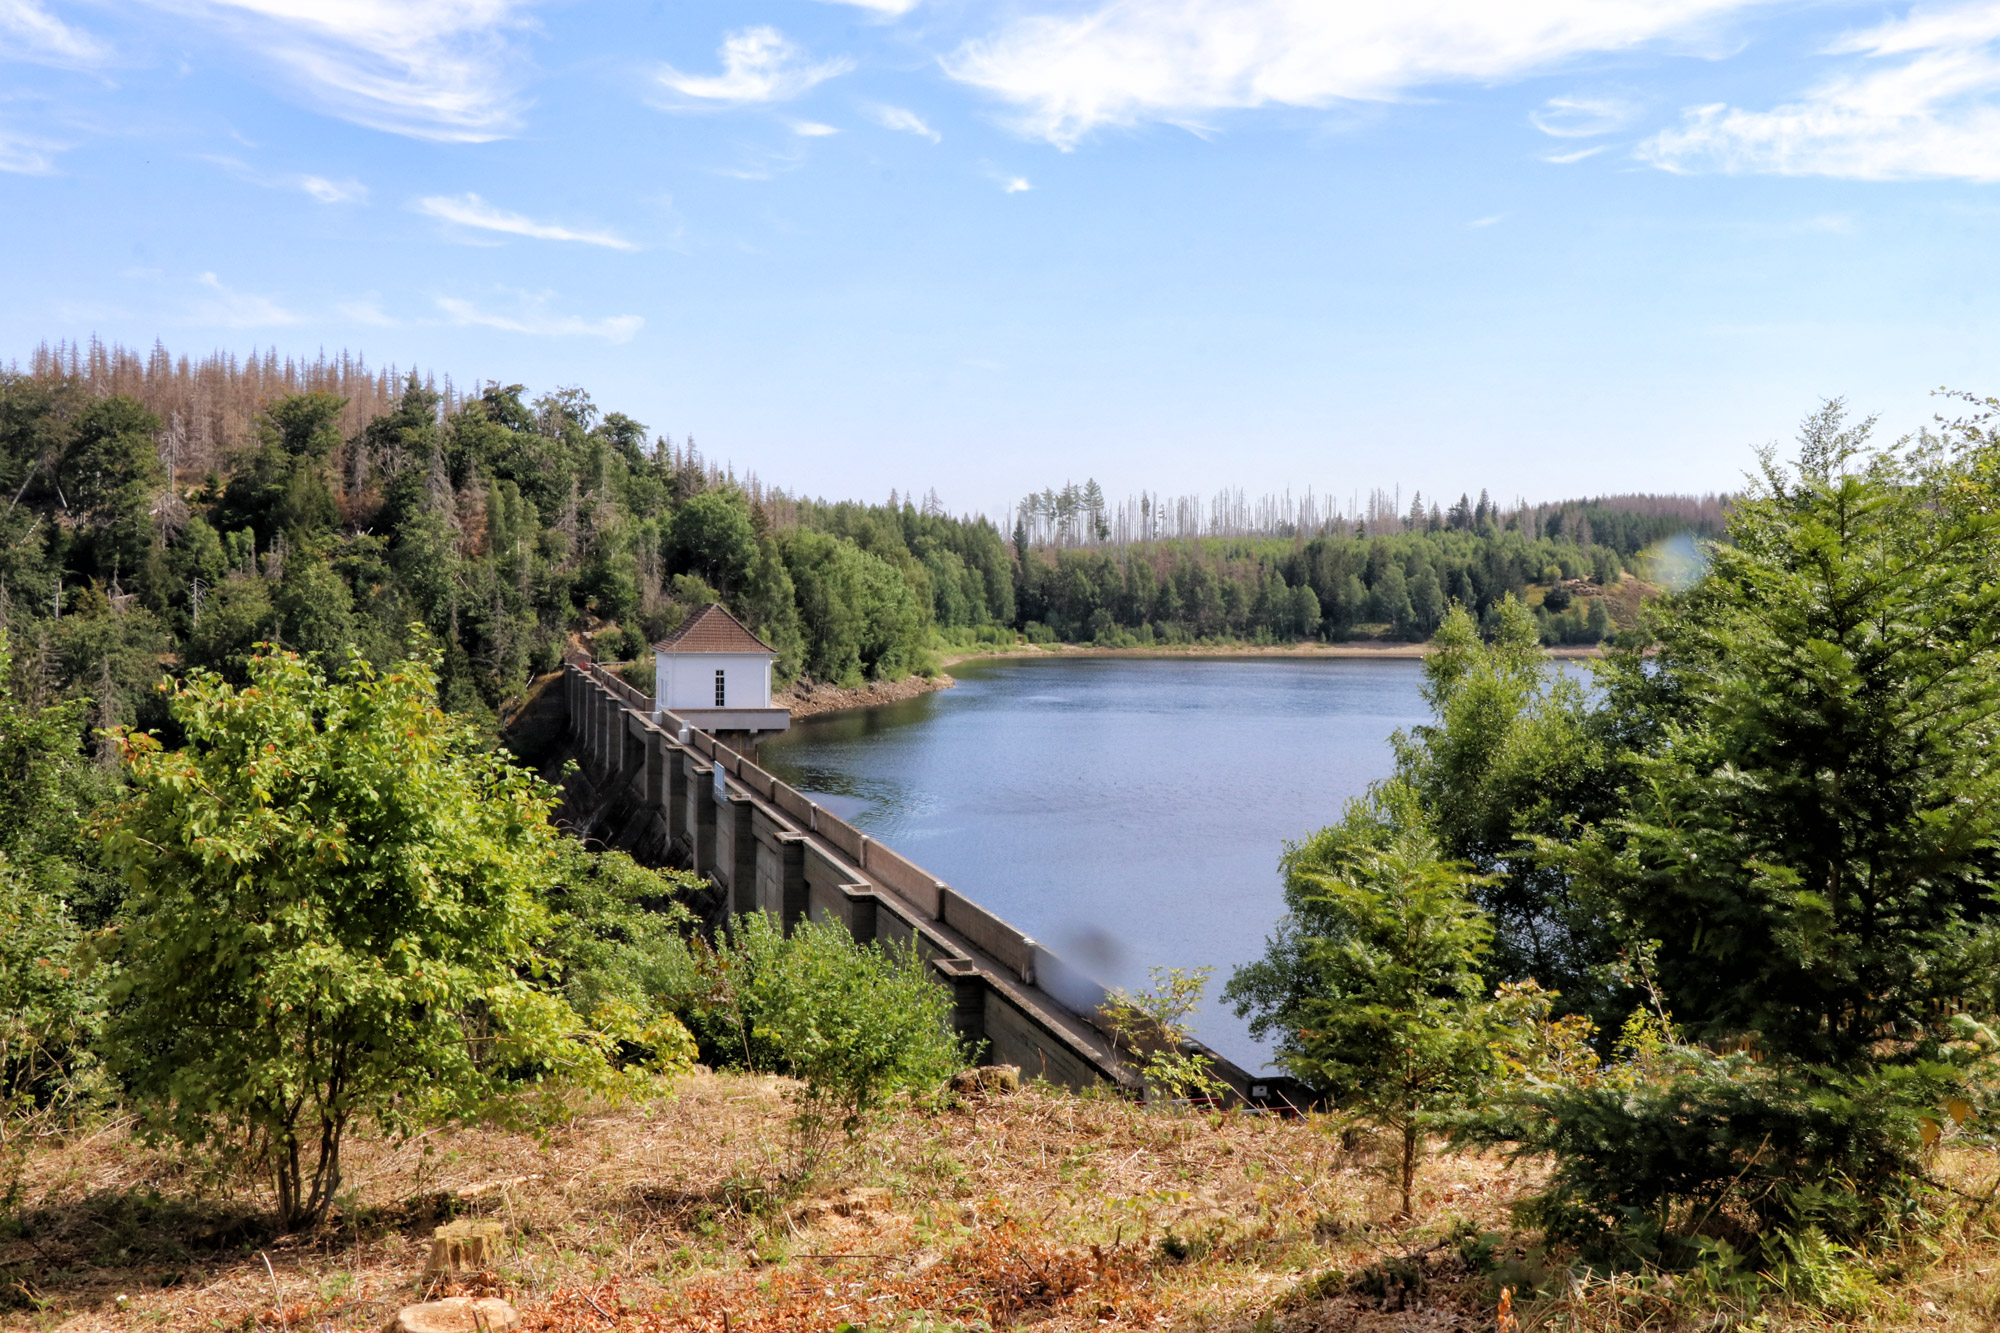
[{"left": 713, "top": 668, "right": 726, "bottom": 707}]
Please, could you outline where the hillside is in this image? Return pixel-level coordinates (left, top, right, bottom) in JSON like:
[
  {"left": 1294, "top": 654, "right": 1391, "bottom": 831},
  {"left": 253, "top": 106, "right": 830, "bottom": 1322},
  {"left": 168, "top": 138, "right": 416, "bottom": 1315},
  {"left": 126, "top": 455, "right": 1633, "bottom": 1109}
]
[{"left": 10, "top": 1072, "right": 1997, "bottom": 1331}]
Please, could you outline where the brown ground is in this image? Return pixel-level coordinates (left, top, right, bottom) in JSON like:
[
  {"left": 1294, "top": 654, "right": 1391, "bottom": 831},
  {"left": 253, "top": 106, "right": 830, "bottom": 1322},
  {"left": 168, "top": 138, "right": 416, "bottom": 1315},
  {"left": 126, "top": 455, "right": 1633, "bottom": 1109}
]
[
  {"left": 779, "top": 674, "right": 957, "bottom": 720},
  {"left": 6, "top": 1073, "right": 1996, "bottom": 1333}
]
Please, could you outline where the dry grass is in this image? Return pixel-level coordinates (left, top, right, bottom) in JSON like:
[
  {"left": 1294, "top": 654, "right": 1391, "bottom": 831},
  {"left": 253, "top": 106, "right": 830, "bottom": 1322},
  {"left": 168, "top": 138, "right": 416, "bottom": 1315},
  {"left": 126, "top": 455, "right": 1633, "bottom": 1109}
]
[{"left": 2, "top": 1072, "right": 1995, "bottom": 1333}]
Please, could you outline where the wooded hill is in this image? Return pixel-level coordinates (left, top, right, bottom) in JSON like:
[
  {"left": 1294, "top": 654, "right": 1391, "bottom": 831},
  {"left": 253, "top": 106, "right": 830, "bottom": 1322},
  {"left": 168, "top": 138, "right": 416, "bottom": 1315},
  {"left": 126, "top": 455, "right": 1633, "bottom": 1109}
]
[{"left": 2, "top": 340, "right": 1713, "bottom": 738}]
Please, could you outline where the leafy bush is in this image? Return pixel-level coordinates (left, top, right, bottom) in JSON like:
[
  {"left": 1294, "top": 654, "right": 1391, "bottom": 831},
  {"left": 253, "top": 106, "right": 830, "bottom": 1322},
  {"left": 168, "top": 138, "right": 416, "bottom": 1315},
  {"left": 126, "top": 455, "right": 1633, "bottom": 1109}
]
[
  {"left": 1098, "top": 966, "right": 1226, "bottom": 1104},
  {"left": 688, "top": 914, "right": 964, "bottom": 1166},
  {"left": 539, "top": 840, "right": 704, "bottom": 1073},
  {"left": 95, "top": 642, "right": 658, "bottom": 1230}
]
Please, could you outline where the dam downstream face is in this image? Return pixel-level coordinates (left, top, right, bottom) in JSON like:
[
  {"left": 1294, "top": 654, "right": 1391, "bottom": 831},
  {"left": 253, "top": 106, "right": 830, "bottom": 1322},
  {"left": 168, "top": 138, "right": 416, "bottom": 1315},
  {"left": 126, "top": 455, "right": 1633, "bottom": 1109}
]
[{"left": 754, "top": 655, "right": 1430, "bottom": 1070}]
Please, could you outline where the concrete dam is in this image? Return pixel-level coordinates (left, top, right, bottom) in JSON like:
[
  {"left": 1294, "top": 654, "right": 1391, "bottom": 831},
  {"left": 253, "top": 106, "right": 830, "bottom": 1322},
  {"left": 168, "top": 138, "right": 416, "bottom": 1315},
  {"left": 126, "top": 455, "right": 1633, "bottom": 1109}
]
[{"left": 540, "top": 661, "right": 1295, "bottom": 1107}]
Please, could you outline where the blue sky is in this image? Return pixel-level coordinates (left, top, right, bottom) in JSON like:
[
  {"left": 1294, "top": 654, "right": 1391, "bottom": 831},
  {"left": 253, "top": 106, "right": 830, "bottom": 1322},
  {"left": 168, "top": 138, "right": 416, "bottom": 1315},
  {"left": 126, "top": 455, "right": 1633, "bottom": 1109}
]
[{"left": 5, "top": 0, "right": 2000, "bottom": 514}]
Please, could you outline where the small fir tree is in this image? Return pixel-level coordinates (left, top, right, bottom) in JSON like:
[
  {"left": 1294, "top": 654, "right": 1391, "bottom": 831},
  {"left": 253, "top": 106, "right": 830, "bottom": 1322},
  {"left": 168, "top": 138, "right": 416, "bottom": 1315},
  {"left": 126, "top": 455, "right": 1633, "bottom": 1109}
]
[{"left": 1228, "top": 784, "right": 1497, "bottom": 1217}]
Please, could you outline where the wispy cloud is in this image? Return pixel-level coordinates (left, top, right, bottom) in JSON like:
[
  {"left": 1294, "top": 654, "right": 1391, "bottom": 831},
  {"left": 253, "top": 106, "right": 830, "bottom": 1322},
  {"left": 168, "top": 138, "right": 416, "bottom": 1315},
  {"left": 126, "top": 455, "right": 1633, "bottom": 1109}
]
[
  {"left": 996, "top": 173, "right": 1031, "bottom": 192},
  {"left": 415, "top": 192, "right": 636, "bottom": 249},
  {"left": 142, "top": 0, "right": 534, "bottom": 141},
  {"left": 1531, "top": 94, "right": 1637, "bottom": 137},
  {"left": 657, "top": 27, "right": 851, "bottom": 106},
  {"left": 792, "top": 120, "right": 840, "bottom": 136},
  {"left": 1542, "top": 144, "right": 1608, "bottom": 164},
  {"left": 1, "top": 0, "right": 108, "bottom": 65},
  {"left": 944, "top": 0, "right": 1762, "bottom": 149},
  {"left": 436, "top": 292, "right": 643, "bottom": 343},
  {"left": 192, "top": 271, "right": 299, "bottom": 327},
  {"left": 298, "top": 174, "right": 366, "bottom": 203},
  {"left": 0, "top": 125, "right": 63, "bottom": 173},
  {"left": 1641, "top": 1, "right": 2000, "bottom": 181},
  {"left": 868, "top": 103, "right": 940, "bottom": 141},
  {"left": 197, "top": 153, "right": 369, "bottom": 202},
  {"left": 1468, "top": 214, "right": 1504, "bottom": 227}
]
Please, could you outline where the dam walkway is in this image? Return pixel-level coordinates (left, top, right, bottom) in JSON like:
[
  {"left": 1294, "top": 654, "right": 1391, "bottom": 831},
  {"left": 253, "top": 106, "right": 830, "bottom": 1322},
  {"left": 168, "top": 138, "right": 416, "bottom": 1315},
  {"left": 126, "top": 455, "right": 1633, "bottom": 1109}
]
[{"left": 560, "top": 662, "right": 1292, "bottom": 1105}]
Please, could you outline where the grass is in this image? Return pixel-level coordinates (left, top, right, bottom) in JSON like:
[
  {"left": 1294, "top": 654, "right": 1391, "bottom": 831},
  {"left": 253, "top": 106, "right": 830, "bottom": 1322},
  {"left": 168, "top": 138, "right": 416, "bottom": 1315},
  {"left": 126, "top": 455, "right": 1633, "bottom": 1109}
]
[{"left": 3, "top": 1072, "right": 1996, "bottom": 1331}]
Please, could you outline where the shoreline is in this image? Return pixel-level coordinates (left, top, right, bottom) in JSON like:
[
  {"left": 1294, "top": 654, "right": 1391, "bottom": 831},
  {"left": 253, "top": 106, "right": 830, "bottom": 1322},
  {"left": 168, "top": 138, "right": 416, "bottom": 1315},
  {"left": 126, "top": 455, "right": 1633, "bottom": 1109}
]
[
  {"left": 780, "top": 639, "right": 1603, "bottom": 722},
  {"left": 778, "top": 672, "right": 957, "bottom": 720},
  {"left": 937, "top": 640, "right": 1605, "bottom": 667}
]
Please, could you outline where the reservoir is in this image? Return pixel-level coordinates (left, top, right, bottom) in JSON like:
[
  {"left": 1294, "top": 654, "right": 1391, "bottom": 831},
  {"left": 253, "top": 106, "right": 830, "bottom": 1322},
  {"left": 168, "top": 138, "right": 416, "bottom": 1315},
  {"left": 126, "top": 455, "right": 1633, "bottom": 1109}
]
[{"left": 756, "top": 654, "right": 1431, "bottom": 1070}]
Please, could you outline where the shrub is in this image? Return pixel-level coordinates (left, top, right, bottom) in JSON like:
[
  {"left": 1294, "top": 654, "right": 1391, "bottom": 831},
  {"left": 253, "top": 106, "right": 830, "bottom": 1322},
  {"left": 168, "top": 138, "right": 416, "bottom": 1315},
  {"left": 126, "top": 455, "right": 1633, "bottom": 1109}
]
[
  {"left": 691, "top": 915, "right": 965, "bottom": 1168},
  {"left": 95, "top": 642, "right": 651, "bottom": 1230}
]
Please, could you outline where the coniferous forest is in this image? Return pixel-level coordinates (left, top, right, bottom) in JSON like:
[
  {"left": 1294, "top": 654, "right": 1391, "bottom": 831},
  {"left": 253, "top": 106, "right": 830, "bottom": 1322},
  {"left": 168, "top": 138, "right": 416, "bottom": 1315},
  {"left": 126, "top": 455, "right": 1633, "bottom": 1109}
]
[{"left": 0, "top": 341, "right": 1717, "bottom": 745}]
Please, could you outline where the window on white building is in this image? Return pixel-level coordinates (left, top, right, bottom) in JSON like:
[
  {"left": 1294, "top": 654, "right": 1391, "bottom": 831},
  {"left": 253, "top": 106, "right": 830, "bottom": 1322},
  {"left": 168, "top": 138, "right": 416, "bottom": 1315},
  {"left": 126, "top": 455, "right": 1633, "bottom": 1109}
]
[{"left": 714, "top": 668, "right": 726, "bottom": 707}]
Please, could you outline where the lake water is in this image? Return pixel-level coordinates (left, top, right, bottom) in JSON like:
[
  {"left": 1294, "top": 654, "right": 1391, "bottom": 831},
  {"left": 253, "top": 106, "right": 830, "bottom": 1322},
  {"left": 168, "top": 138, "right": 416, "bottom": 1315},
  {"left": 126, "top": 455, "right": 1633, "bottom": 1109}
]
[{"left": 754, "top": 655, "right": 1433, "bottom": 1070}]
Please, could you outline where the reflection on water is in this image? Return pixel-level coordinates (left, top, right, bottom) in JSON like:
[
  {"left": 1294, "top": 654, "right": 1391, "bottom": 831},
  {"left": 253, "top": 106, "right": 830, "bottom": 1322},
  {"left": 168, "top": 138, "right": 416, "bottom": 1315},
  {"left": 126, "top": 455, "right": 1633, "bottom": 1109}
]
[{"left": 755, "top": 655, "right": 1433, "bottom": 1069}]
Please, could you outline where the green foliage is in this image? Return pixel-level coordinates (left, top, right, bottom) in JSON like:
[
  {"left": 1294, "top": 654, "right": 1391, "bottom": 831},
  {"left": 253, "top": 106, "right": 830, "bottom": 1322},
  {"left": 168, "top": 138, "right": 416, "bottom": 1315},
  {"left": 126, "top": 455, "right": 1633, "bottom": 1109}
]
[
  {"left": 1226, "top": 784, "right": 1498, "bottom": 1216},
  {"left": 685, "top": 914, "right": 964, "bottom": 1167},
  {"left": 666, "top": 491, "right": 757, "bottom": 596},
  {"left": 1393, "top": 599, "right": 1614, "bottom": 994},
  {"left": 538, "top": 839, "right": 704, "bottom": 1071},
  {"left": 1559, "top": 401, "right": 2000, "bottom": 1069},
  {"left": 1010, "top": 525, "right": 1632, "bottom": 646},
  {"left": 0, "top": 631, "right": 116, "bottom": 1130},
  {"left": 1468, "top": 400, "right": 2000, "bottom": 1270},
  {"left": 95, "top": 641, "right": 633, "bottom": 1229},
  {"left": 1098, "top": 966, "right": 1227, "bottom": 1104}
]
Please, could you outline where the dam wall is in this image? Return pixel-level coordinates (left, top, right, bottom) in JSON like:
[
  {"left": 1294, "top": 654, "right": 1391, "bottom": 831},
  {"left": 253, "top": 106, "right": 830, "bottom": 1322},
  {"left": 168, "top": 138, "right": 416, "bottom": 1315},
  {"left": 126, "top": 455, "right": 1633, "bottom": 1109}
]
[{"left": 553, "top": 662, "right": 1296, "bottom": 1106}]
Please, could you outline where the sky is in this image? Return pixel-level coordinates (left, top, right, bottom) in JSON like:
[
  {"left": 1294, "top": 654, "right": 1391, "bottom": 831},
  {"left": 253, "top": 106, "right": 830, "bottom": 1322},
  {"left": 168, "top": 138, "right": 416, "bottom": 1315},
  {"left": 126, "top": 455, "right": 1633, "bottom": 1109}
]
[{"left": 4, "top": 0, "right": 2000, "bottom": 515}]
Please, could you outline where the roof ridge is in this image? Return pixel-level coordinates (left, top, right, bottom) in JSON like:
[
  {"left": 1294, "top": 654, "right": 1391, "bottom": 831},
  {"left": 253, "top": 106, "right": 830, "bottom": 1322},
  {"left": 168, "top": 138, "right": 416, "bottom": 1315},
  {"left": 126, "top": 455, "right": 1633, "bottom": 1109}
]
[{"left": 652, "top": 602, "right": 776, "bottom": 655}]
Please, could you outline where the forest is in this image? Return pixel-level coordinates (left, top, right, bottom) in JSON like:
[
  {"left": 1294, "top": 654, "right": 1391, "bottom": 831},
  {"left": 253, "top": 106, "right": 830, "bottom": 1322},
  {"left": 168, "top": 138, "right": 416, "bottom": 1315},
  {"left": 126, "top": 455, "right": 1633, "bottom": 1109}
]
[{"left": 0, "top": 341, "right": 1715, "bottom": 751}]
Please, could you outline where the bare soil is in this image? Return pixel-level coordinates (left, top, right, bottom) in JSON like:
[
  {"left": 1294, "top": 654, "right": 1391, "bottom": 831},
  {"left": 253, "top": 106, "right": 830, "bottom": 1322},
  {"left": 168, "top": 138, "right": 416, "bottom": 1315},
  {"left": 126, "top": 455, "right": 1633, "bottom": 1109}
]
[{"left": 778, "top": 674, "right": 957, "bottom": 720}]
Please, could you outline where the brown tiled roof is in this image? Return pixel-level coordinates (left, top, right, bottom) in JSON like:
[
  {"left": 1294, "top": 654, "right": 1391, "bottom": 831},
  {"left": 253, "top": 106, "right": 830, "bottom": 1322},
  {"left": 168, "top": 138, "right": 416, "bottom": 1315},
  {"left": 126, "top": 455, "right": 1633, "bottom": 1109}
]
[{"left": 652, "top": 603, "right": 775, "bottom": 655}]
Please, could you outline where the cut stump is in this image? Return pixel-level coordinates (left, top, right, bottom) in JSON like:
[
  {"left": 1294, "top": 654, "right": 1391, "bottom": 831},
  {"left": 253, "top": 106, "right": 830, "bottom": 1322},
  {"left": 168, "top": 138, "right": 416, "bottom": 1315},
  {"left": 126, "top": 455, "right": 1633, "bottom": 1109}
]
[
  {"left": 422, "top": 1219, "right": 506, "bottom": 1283},
  {"left": 381, "top": 1296, "right": 520, "bottom": 1332}
]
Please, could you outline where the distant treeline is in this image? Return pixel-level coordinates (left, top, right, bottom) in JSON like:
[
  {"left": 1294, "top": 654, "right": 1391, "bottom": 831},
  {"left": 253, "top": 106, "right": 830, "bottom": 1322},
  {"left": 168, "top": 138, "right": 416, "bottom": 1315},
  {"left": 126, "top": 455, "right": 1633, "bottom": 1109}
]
[
  {"left": 1007, "top": 477, "right": 1728, "bottom": 550},
  {"left": 0, "top": 341, "right": 1720, "bottom": 737}
]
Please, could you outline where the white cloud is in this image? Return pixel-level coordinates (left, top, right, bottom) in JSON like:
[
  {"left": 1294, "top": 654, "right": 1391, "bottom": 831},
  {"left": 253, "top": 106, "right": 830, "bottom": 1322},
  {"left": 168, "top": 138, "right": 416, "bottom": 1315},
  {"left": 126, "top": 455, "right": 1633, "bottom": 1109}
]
[
  {"left": 336, "top": 296, "right": 398, "bottom": 325},
  {"left": 998, "top": 174, "right": 1031, "bottom": 192},
  {"left": 1468, "top": 214, "right": 1505, "bottom": 227},
  {"left": 437, "top": 293, "right": 643, "bottom": 343},
  {"left": 0, "top": 125, "right": 61, "bottom": 173},
  {"left": 1543, "top": 144, "right": 1608, "bottom": 163},
  {"left": 945, "top": 0, "right": 1762, "bottom": 148},
  {"left": 1532, "top": 94, "right": 1637, "bottom": 137},
  {"left": 192, "top": 271, "right": 300, "bottom": 327},
  {"left": 415, "top": 192, "right": 636, "bottom": 249},
  {"left": 792, "top": 120, "right": 840, "bottom": 136},
  {"left": 657, "top": 26, "right": 851, "bottom": 105},
  {"left": 298, "top": 174, "right": 366, "bottom": 202},
  {"left": 814, "top": 0, "right": 920, "bottom": 16},
  {"left": 143, "top": 0, "right": 533, "bottom": 141},
  {"left": 1, "top": 0, "right": 107, "bottom": 65},
  {"left": 1641, "top": 2, "right": 2000, "bottom": 180},
  {"left": 868, "top": 103, "right": 940, "bottom": 141}
]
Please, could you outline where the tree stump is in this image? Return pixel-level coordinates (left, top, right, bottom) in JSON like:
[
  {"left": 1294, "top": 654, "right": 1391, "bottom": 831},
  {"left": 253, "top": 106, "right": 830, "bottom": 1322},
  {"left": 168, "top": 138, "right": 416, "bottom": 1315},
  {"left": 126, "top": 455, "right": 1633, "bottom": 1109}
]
[
  {"left": 949, "top": 1064, "right": 1021, "bottom": 1095},
  {"left": 381, "top": 1296, "right": 520, "bottom": 1332},
  {"left": 421, "top": 1219, "right": 507, "bottom": 1283}
]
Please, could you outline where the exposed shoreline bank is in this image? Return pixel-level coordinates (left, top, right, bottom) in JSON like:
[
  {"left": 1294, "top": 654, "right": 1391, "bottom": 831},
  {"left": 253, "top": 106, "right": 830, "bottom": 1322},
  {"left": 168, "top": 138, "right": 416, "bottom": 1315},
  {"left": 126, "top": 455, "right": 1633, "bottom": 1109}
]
[{"left": 778, "top": 672, "right": 957, "bottom": 720}]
